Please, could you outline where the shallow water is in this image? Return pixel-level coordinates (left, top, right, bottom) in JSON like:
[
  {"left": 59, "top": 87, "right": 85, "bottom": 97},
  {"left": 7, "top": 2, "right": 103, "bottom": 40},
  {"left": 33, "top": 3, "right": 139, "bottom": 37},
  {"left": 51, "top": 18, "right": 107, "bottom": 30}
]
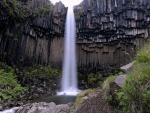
[
  {"left": 0, "top": 95, "right": 76, "bottom": 113},
  {"left": 31, "top": 95, "right": 76, "bottom": 104}
]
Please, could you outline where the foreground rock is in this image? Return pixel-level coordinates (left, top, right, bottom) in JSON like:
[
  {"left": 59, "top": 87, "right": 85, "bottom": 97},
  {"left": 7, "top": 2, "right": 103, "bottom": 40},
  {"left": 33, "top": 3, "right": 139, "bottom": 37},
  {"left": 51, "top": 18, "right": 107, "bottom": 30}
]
[
  {"left": 16, "top": 102, "right": 72, "bottom": 113},
  {"left": 109, "top": 74, "right": 127, "bottom": 104},
  {"left": 73, "top": 90, "right": 118, "bottom": 113},
  {"left": 120, "top": 62, "right": 134, "bottom": 71}
]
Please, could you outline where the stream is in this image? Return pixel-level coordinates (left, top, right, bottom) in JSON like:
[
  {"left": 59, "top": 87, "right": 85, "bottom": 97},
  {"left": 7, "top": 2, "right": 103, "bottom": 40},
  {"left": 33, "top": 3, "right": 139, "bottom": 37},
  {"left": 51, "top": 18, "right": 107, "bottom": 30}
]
[{"left": 0, "top": 107, "right": 19, "bottom": 113}]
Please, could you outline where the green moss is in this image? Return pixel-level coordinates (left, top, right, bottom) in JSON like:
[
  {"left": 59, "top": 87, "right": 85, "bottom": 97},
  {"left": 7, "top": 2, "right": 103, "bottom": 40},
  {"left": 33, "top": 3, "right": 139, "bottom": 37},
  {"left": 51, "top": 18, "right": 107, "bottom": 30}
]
[
  {"left": 5, "top": 31, "right": 13, "bottom": 37},
  {"left": 0, "top": 62, "right": 15, "bottom": 73},
  {"left": 15, "top": 23, "right": 20, "bottom": 28},
  {"left": 39, "top": 5, "right": 51, "bottom": 13},
  {"left": 74, "top": 11, "right": 80, "bottom": 19},
  {"left": 2, "top": 0, "right": 25, "bottom": 18},
  {"left": 44, "top": 5, "right": 51, "bottom": 10}
]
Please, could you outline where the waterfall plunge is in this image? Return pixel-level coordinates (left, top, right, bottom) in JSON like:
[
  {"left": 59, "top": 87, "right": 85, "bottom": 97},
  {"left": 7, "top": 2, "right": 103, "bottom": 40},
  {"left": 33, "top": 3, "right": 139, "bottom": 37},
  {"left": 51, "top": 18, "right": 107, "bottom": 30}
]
[{"left": 57, "top": 7, "right": 79, "bottom": 96}]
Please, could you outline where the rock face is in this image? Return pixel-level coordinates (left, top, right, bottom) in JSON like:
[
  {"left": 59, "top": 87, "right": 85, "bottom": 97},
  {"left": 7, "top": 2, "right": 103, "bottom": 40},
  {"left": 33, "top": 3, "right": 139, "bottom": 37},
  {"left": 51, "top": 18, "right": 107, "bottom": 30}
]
[
  {"left": 74, "top": 0, "right": 150, "bottom": 72},
  {"left": 16, "top": 102, "right": 71, "bottom": 113},
  {"left": 0, "top": 0, "right": 150, "bottom": 73},
  {"left": 0, "top": 0, "right": 66, "bottom": 68},
  {"left": 73, "top": 90, "right": 118, "bottom": 113}
]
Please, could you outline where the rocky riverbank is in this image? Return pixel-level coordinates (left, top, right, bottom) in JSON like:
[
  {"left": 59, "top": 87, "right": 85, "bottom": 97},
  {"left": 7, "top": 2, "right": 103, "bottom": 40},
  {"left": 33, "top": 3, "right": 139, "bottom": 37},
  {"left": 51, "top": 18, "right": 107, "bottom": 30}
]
[
  {"left": 15, "top": 102, "right": 74, "bottom": 113},
  {"left": 0, "top": 63, "right": 61, "bottom": 111}
]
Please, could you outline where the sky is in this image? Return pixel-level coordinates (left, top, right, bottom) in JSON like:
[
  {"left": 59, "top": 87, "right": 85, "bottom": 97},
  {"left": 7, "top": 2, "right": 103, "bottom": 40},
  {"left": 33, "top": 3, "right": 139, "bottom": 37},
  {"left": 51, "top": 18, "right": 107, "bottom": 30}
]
[{"left": 50, "top": 0, "right": 83, "bottom": 7}]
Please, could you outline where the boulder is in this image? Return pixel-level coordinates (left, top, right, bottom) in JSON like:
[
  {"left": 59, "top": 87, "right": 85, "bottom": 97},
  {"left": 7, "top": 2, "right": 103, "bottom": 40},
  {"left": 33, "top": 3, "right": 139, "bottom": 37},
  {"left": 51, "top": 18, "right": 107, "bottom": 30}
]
[
  {"left": 109, "top": 74, "right": 127, "bottom": 103},
  {"left": 0, "top": 106, "right": 3, "bottom": 111},
  {"left": 16, "top": 102, "right": 71, "bottom": 113},
  {"left": 73, "top": 90, "right": 118, "bottom": 113},
  {"left": 120, "top": 62, "right": 134, "bottom": 71}
]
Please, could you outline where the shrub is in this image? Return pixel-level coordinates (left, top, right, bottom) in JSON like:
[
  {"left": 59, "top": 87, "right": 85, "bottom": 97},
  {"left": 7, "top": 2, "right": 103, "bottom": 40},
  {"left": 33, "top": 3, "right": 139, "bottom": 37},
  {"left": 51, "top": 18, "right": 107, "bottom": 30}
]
[
  {"left": 0, "top": 71, "right": 28, "bottom": 104},
  {"left": 102, "top": 75, "right": 117, "bottom": 103},
  {"left": 117, "top": 43, "right": 150, "bottom": 113},
  {"left": 24, "top": 65, "right": 61, "bottom": 79},
  {"left": 136, "top": 44, "right": 150, "bottom": 63},
  {"left": 44, "top": 5, "right": 51, "bottom": 10},
  {"left": 0, "top": 62, "right": 28, "bottom": 104},
  {"left": 87, "top": 72, "right": 103, "bottom": 88}
]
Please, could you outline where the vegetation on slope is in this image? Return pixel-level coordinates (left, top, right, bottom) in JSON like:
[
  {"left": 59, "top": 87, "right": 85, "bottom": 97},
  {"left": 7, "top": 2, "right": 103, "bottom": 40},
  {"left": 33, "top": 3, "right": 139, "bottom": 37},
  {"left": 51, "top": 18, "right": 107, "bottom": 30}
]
[
  {"left": 2, "top": 0, "right": 25, "bottom": 18},
  {"left": 0, "top": 62, "right": 61, "bottom": 105},
  {"left": 117, "top": 44, "right": 150, "bottom": 113},
  {"left": 0, "top": 62, "right": 27, "bottom": 104},
  {"left": 23, "top": 65, "right": 61, "bottom": 79},
  {"left": 87, "top": 72, "right": 103, "bottom": 88},
  {"left": 102, "top": 75, "right": 117, "bottom": 104},
  {"left": 101, "top": 43, "right": 150, "bottom": 113}
]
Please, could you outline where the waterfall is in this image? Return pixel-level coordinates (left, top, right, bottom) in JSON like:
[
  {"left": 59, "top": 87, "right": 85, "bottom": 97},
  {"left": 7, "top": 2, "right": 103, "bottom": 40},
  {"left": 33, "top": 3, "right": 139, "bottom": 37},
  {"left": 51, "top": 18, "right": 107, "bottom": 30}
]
[{"left": 57, "top": 6, "right": 79, "bottom": 95}]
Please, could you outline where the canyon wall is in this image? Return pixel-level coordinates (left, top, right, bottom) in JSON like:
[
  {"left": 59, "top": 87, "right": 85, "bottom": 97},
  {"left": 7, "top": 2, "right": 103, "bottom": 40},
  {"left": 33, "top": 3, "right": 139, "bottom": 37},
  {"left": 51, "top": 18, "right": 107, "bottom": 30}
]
[
  {"left": 0, "top": 0, "right": 150, "bottom": 73},
  {"left": 0, "top": 0, "right": 66, "bottom": 68},
  {"left": 74, "top": 0, "right": 150, "bottom": 73}
]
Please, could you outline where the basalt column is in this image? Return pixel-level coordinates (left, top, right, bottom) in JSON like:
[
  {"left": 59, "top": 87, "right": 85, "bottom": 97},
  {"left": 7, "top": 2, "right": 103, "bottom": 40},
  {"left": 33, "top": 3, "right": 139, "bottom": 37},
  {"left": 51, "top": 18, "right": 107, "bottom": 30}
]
[{"left": 74, "top": 0, "right": 150, "bottom": 73}]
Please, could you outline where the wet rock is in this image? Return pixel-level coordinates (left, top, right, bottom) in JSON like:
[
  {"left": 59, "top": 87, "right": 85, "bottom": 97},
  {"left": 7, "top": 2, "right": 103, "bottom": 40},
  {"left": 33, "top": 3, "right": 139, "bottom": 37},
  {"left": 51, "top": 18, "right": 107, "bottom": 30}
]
[
  {"left": 17, "top": 101, "right": 24, "bottom": 106},
  {"left": 0, "top": 106, "right": 3, "bottom": 111}
]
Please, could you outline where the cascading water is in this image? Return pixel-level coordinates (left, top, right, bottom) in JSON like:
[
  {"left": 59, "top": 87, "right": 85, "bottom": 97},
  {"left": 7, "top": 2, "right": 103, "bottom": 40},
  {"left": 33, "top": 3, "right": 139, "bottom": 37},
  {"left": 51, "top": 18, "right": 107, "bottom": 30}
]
[{"left": 57, "top": 6, "right": 79, "bottom": 95}]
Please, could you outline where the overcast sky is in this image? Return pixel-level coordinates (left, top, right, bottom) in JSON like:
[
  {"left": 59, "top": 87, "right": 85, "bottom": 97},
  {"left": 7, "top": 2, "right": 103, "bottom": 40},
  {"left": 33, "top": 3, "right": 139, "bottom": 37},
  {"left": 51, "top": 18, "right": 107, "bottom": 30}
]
[{"left": 50, "top": 0, "right": 83, "bottom": 7}]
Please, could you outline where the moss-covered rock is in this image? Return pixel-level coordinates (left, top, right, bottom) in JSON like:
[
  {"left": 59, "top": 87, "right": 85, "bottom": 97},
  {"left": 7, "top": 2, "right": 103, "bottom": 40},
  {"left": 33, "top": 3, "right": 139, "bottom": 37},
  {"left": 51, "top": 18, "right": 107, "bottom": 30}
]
[{"left": 72, "top": 89, "right": 99, "bottom": 109}]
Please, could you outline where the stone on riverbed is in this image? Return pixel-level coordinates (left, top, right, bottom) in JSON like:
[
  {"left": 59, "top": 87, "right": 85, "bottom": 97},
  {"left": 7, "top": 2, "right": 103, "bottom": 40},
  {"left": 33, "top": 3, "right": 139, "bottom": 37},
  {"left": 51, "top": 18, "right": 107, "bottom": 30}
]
[
  {"left": 16, "top": 102, "right": 71, "bottom": 113},
  {"left": 0, "top": 106, "right": 3, "bottom": 111}
]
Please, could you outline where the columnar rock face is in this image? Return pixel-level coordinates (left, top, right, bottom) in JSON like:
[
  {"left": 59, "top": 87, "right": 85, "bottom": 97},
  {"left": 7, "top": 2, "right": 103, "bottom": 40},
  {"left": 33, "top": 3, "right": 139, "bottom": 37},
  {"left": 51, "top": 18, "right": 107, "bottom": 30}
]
[
  {"left": 0, "top": 0, "right": 150, "bottom": 73},
  {"left": 74, "top": 0, "right": 150, "bottom": 72},
  {"left": 0, "top": 0, "right": 66, "bottom": 68}
]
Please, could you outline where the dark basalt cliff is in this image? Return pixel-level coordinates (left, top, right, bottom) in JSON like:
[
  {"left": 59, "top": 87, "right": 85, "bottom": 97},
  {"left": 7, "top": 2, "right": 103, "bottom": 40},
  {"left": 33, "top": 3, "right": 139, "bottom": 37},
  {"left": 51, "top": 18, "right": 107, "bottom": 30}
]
[
  {"left": 0, "top": 0, "right": 66, "bottom": 68},
  {"left": 74, "top": 0, "right": 150, "bottom": 73},
  {"left": 0, "top": 0, "right": 150, "bottom": 73}
]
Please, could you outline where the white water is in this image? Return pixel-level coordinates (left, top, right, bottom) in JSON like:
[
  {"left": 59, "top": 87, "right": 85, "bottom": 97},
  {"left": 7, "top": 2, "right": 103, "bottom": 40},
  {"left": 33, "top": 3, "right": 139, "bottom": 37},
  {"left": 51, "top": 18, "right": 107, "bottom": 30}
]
[
  {"left": 0, "top": 107, "right": 19, "bottom": 113},
  {"left": 57, "top": 6, "right": 79, "bottom": 96}
]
